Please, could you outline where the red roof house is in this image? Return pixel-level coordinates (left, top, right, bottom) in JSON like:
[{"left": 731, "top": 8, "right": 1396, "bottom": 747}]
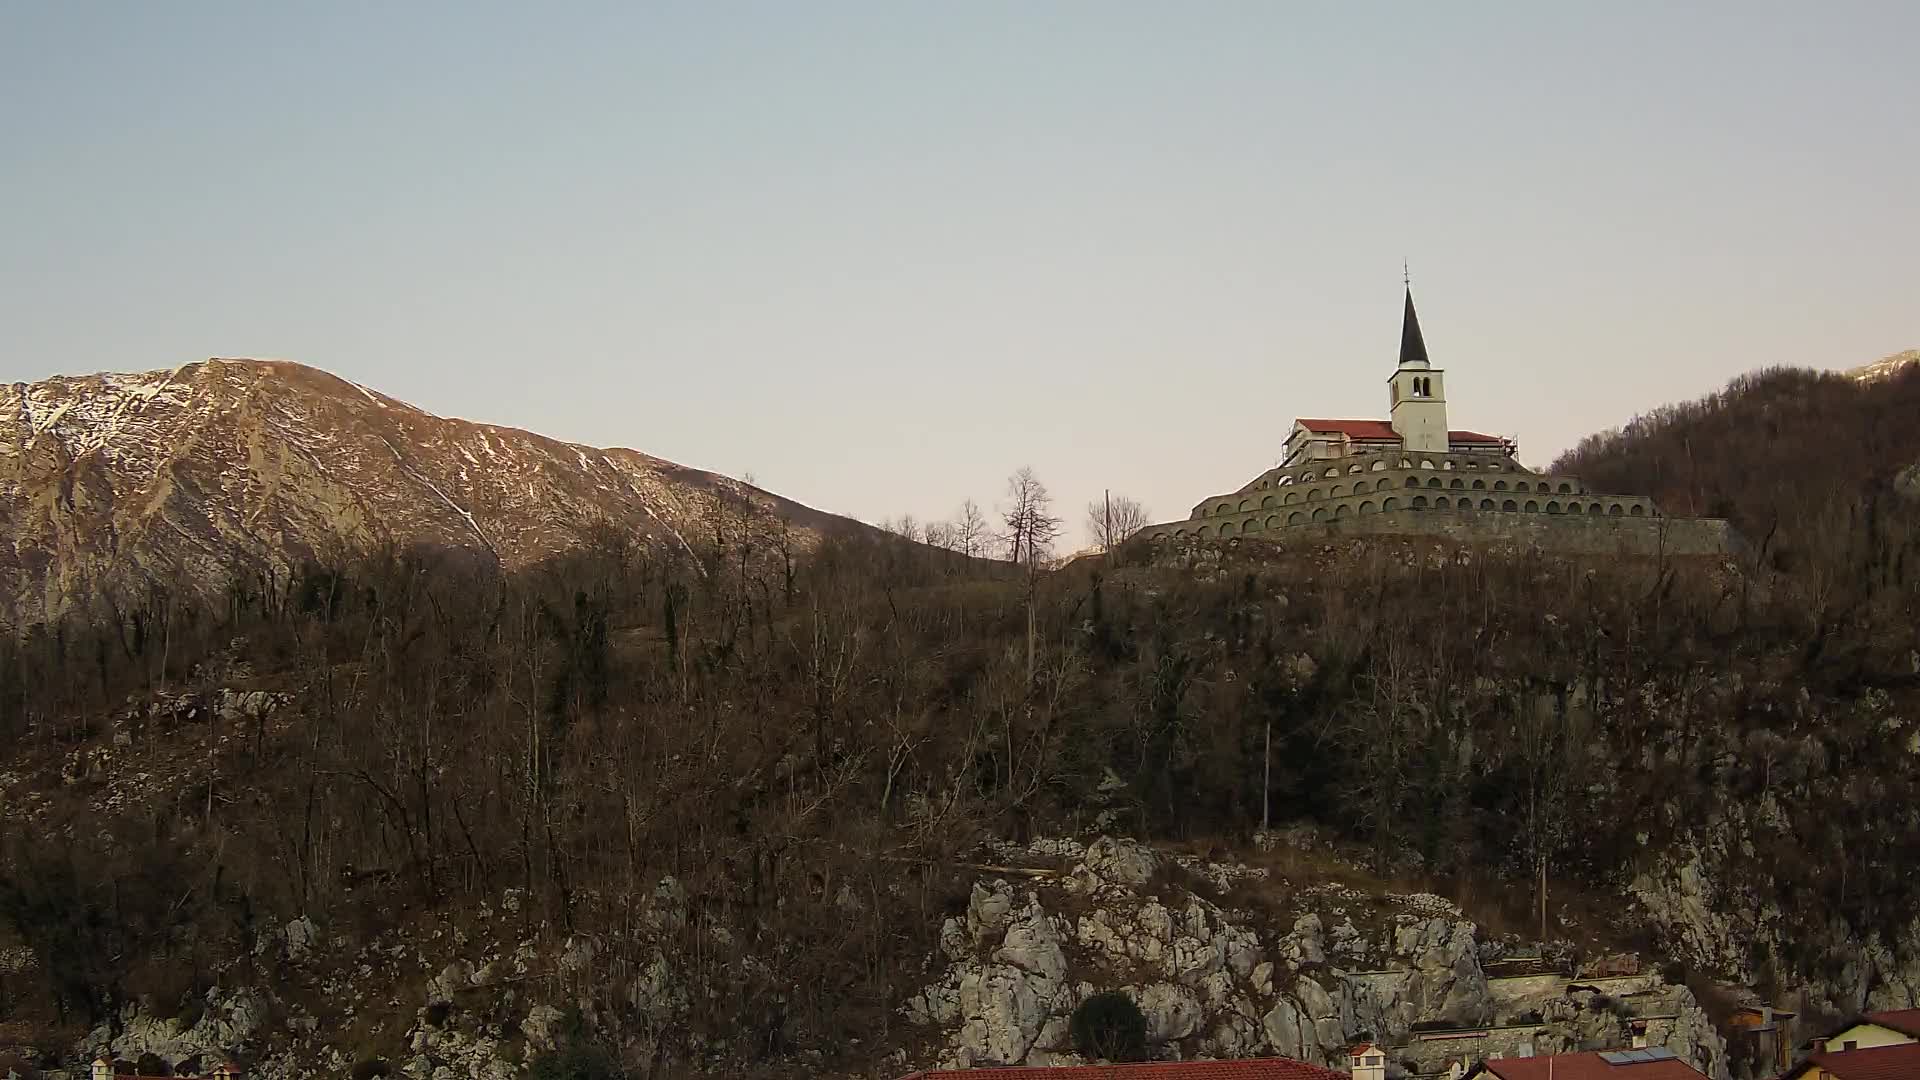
[
  {"left": 892, "top": 1058, "right": 1346, "bottom": 1080},
  {"left": 1785, "top": 1040, "right": 1920, "bottom": 1079},
  {"left": 92, "top": 1060, "right": 242, "bottom": 1080},
  {"left": 1464, "top": 1049, "right": 1706, "bottom": 1080},
  {"left": 1861, "top": 1009, "right": 1920, "bottom": 1038}
]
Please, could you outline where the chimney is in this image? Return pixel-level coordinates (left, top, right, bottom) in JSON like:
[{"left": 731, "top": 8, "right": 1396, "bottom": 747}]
[
  {"left": 1349, "top": 1043, "right": 1387, "bottom": 1080},
  {"left": 92, "top": 1059, "right": 113, "bottom": 1080}
]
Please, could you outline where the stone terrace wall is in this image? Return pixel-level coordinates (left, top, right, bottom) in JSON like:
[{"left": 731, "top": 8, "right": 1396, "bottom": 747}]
[{"left": 1166, "top": 509, "right": 1738, "bottom": 557}]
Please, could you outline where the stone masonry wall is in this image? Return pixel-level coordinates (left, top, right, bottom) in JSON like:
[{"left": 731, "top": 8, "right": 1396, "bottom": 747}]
[{"left": 1294, "top": 509, "right": 1737, "bottom": 556}]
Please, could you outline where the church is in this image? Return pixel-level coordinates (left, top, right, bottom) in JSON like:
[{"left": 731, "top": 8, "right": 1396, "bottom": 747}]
[{"left": 1136, "top": 288, "right": 1709, "bottom": 550}]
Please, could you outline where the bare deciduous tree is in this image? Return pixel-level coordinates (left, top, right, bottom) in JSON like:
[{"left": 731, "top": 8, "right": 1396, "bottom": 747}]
[
  {"left": 1000, "top": 467, "right": 1061, "bottom": 685},
  {"left": 1085, "top": 492, "right": 1150, "bottom": 552},
  {"left": 1000, "top": 468, "right": 1061, "bottom": 569},
  {"left": 954, "top": 499, "right": 989, "bottom": 559}
]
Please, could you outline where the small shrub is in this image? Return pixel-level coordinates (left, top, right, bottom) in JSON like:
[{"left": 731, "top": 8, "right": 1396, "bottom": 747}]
[
  {"left": 1070, "top": 991, "right": 1148, "bottom": 1063},
  {"left": 350, "top": 1059, "right": 391, "bottom": 1080},
  {"left": 424, "top": 1001, "right": 453, "bottom": 1028},
  {"left": 135, "top": 1053, "right": 170, "bottom": 1077},
  {"left": 528, "top": 1043, "right": 623, "bottom": 1080}
]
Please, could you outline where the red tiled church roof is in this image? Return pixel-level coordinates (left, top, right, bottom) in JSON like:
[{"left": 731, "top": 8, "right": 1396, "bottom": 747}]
[
  {"left": 1482, "top": 1051, "right": 1706, "bottom": 1080},
  {"left": 1792, "top": 1041, "right": 1920, "bottom": 1079},
  {"left": 1294, "top": 418, "right": 1506, "bottom": 445},
  {"left": 895, "top": 1058, "right": 1345, "bottom": 1080},
  {"left": 1296, "top": 418, "right": 1399, "bottom": 440}
]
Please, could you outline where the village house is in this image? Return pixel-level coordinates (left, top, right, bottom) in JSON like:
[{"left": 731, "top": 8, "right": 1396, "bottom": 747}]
[
  {"left": 1459, "top": 1048, "right": 1708, "bottom": 1080},
  {"left": 1781, "top": 1040, "right": 1920, "bottom": 1079},
  {"left": 1779, "top": 1009, "right": 1920, "bottom": 1080},
  {"left": 892, "top": 1054, "right": 1352, "bottom": 1080},
  {"left": 91, "top": 1059, "right": 241, "bottom": 1080},
  {"left": 1808, "top": 1008, "right": 1920, "bottom": 1053},
  {"left": 1726, "top": 1004, "right": 1798, "bottom": 1076}
]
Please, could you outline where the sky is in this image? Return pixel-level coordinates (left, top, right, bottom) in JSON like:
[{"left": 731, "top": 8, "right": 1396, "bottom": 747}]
[{"left": 4, "top": 3, "right": 1917, "bottom": 547}]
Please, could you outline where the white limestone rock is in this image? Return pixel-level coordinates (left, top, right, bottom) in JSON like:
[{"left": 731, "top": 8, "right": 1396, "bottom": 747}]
[{"left": 1079, "top": 837, "right": 1162, "bottom": 887}]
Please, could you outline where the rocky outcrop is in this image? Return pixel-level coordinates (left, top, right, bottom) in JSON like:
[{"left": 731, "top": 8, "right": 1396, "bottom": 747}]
[{"left": 903, "top": 837, "right": 1728, "bottom": 1078}]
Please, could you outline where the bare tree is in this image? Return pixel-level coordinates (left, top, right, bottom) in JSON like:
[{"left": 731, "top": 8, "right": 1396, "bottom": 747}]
[
  {"left": 954, "top": 499, "right": 989, "bottom": 559},
  {"left": 1085, "top": 492, "right": 1150, "bottom": 552},
  {"left": 1000, "top": 468, "right": 1062, "bottom": 569},
  {"left": 1000, "top": 467, "right": 1062, "bottom": 685}
]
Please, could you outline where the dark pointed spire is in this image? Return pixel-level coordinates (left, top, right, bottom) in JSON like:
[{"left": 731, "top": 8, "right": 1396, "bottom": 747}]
[{"left": 1399, "top": 287, "right": 1430, "bottom": 369}]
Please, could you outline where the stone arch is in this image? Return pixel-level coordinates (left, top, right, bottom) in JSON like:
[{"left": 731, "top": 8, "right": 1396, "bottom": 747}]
[
  {"left": 1418, "top": 459, "right": 1435, "bottom": 470},
  {"left": 1370, "top": 459, "right": 1388, "bottom": 471},
  {"left": 1348, "top": 463, "right": 1364, "bottom": 474},
  {"left": 1331, "top": 484, "right": 1347, "bottom": 498},
  {"left": 1311, "top": 508, "right": 1329, "bottom": 522},
  {"left": 1557, "top": 482, "right": 1573, "bottom": 493},
  {"left": 1216, "top": 502, "right": 1233, "bottom": 515},
  {"left": 1502, "top": 499, "right": 1518, "bottom": 511},
  {"left": 1629, "top": 504, "right": 1645, "bottom": 517},
  {"left": 1472, "top": 478, "right": 1485, "bottom": 489},
  {"left": 1450, "top": 478, "right": 1465, "bottom": 489},
  {"left": 1174, "top": 529, "right": 1188, "bottom": 539},
  {"left": 1283, "top": 491, "right": 1299, "bottom": 505},
  {"left": 1239, "top": 499, "right": 1253, "bottom": 512},
  {"left": 1481, "top": 499, "right": 1495, "bottom": 510},
  {"left": 1434, "top": 496, "right": 1449, "bottom": 509},
  {"left": 1261, "top": 494, "right": 1277, "bottom": 509},
  {"left": 1494, "top": 480, "right": 1508, "bottom": 491},
  {"left": 1359, "top": 500, "right": 1377, "bottom": 515},
  {"left": 1443, "top": 459, "right": 1455, "bottom": 470},
  {"left": 1609, "top": 503, "right": 1623, "bottom": 516},
  {"left": 1334, "top": 504, "right": 1351, "bottom": 518},
  {"left": 1426, "top": 477, "right": 1442, "bottom": 488},
  {"left": 1288, "top": 512, "right": 1306, "bottom": 525},
  {"left": 1219, "top": 521, "right": 1236, "bottom": 535},
  {"left": 1537, "top": 482, "right": 1551, "bottom": 493},
  {"left": 1197, "top": 526, "right": 1213, "bottom": 538},
  {"left": 1587, "top": 503, "right": 1603, "bottom": 515},
  {"left": 1278, "top": 475, "right": 1292, "bottom": 485},
  {"left": 1411, "top": 495, "right": 1429, "bottom": 509},
  {"left": 1324, "top": 468, "right": 1339, "bottom": 479},
  {"left": 1352, "top": 479, "right": 1370, "bottom": 495},
  {"left": 1244, "top": 517, "right": 1261, "bottom": 532},
  {"left": 1457, "top": 499, "right": 1472, "bottom": 512},
  {"left": 1307, "top": 488, "right": 1322, "bottom": 501},
  {"left": 1525, "top": 500, "right": 1540, "bottom": 512},
  {"left": 1382, "top": 497, "right": 1401, "bottom": 511},
  {"left": 1546, "top": 501, "right": 1562, "bottom": 514},
  {"left": 1267, "top": 515, "right": 1283, "bottom": 529},
  {"left": 1404, "top": 476, "right": 1420, "bottom": 488},
  {"left": 1399, "top": 458, "right": 1413, "bottom": 468}
]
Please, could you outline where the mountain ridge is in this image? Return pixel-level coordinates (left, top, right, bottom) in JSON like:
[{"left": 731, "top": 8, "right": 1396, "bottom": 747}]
[{"left": 0, "top": 357, "right": 865, "bottom": 627}]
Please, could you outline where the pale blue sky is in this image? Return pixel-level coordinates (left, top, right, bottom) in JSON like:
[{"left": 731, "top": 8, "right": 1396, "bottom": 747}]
[{"left": 4, "top": 3, "right": 1916, "bottom": 543}]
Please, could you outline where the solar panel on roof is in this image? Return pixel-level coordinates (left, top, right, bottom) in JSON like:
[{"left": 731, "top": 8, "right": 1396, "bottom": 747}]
[
  {"left": 1642, "top": 1047, "right": 1676, "bottom": 1060},
  {"left": 1598, "top": 1052, "right": 1631, "bottom": 1064}
]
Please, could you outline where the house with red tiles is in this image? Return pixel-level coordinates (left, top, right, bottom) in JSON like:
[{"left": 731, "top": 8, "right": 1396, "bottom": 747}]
[{"left": 891, "top": 1055, "right": 1349, "bottom": 1080}]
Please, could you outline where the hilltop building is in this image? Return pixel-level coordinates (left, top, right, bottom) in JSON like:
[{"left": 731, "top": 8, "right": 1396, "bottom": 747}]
[{"left": 1137, "top": 288, "right": 1733, "bottom": 556}]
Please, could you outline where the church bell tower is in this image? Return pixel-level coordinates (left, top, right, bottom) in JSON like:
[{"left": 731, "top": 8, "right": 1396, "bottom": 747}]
[{"left": 1388, "top": 286, "right": 1448, "bottom": 454}]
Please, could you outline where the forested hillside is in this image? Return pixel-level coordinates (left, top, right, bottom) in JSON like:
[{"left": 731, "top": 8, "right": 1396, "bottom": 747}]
[
  {"left": 2, "top": 363, "right": 1920, "bottom": 1078},
  {"left": 1554, "top": 362, "right": 1920, "bottom": 575}
]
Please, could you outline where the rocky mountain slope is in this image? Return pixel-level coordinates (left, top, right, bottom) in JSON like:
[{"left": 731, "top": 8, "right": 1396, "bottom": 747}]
[
  {"left": 1847, "top": 349, "right": 1920, "bottom": 382},
  {"left": 0, "top": 358, "right": 861, "bottom": 628}
]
